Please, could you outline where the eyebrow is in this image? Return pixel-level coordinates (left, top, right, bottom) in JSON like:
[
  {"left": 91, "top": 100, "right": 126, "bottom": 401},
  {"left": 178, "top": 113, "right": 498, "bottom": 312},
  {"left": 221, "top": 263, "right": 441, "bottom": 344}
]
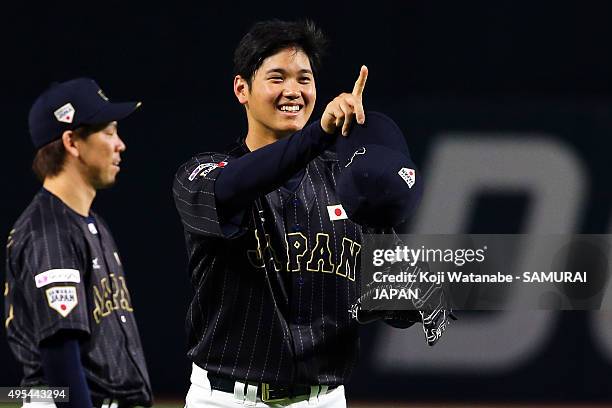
[{"left": 265, "top": 68, "right": 313, "bottom": 75}]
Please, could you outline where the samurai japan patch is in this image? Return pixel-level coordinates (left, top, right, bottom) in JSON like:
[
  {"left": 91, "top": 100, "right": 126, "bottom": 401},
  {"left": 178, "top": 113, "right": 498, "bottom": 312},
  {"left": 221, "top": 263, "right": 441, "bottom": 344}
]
[{"left": 45, "top": 286, "right": 78, "bottom": 317}]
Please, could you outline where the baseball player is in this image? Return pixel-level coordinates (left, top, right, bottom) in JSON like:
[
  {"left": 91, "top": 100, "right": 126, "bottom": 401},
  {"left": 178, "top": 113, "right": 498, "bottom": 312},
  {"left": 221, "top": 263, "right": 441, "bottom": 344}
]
[
  {"left": 4, "top": 78, "right": 153, "bottom": 408},
  {"left": 173, "top": 20, "right": 445, "bottom": 408}
]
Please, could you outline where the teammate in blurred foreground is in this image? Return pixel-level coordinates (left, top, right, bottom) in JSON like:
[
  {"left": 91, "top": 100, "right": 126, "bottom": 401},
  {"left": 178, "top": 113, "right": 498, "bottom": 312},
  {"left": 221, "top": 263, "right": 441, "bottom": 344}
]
[{"left": 4, "top": 78, "right": 152, "bottom": 408}]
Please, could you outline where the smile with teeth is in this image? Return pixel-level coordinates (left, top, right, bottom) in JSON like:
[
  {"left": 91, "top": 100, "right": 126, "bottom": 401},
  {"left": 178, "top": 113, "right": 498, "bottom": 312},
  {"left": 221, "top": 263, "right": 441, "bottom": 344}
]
[{"left": 279, "top": 105, "right": 302, "bottom": 112}]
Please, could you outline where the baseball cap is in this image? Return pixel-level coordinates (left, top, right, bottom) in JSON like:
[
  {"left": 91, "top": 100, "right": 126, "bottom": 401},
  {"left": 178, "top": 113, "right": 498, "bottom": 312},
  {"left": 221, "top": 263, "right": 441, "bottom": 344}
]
[
  {"left": 28, "top": 78, "right": 141, "bottom": 149},
  {"left": 336, "top": 112, "right": 423, "bottom": 228}
]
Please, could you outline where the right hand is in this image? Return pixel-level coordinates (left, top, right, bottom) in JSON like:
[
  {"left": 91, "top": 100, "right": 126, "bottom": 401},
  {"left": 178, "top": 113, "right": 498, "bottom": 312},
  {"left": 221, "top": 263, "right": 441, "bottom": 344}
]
[{"left": 321, "top": 65, "right": 368, "bottom": 136}]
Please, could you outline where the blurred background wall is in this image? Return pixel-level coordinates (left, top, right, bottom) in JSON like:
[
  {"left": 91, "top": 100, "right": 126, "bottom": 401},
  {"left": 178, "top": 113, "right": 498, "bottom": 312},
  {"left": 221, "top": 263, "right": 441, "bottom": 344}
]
[{"left": 2, "top": 1, "right": 612, "bottom": 404}]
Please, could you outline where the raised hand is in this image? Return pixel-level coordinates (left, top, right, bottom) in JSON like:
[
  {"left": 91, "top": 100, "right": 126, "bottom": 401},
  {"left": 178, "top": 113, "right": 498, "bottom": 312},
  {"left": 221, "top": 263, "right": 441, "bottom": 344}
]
[{"left": 321, "top": 65, "right": 368, "bottom": 136}]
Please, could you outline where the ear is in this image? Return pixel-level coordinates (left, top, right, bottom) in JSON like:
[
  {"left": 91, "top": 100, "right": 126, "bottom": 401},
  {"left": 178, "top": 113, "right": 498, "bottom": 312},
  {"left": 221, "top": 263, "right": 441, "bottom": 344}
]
[
  {"left": 234, "top": 75, "right": 249, "bottom": 105},
  {"left": 61, "top": 130, "right": 80, "bottom": 158}
]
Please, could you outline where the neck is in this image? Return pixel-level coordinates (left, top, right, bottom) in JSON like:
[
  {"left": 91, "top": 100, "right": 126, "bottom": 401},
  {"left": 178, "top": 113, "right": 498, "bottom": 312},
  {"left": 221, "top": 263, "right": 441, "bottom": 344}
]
[
  {"left": 243, "top": 116, "right": 291, "bottom": 151},
  {"left": 43, "top": 169, "right": 96, "bottom": 217},
  {"left": 244, "top": 132, "right": 280, "bottom": 151}
]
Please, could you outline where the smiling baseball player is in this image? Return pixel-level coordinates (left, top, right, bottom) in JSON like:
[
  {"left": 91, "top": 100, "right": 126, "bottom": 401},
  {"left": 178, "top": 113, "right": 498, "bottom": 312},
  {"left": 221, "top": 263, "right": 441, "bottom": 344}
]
[{"left": 173, "top": 19, "right": 450, "bottom": 408}]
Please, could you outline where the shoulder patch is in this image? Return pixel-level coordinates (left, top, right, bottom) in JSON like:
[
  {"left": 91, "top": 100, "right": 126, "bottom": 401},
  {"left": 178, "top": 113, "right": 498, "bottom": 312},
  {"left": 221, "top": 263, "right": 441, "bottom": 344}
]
[
  {"left": 35, "top": 269, "right": 80, "bottom": 288},
  {"left": 188, "top": 161, "right": 228, "bottom": 181},
  {"left": 45, "top": 286, "right": 78, "bottom": 317}
]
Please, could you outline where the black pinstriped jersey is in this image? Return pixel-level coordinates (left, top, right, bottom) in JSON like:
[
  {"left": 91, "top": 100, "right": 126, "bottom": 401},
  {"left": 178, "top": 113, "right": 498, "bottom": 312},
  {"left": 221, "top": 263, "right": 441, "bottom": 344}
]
[
  {"left": 173, "top": 141, "right": 364, "bottom": 386},
  {"left": 3, "top": 189, "right": 152, "bottom": 406}
]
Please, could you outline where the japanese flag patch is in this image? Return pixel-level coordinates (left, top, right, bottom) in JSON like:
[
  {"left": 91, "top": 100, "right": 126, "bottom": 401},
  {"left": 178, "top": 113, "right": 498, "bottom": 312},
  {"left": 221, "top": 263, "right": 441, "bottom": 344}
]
[
  {"left": 327, "top": 204, "right": 348, "bottom": 221},
  {"left": 188, "top": 161, "right": 228, "bottom": 181},
  {"left": 53, "top": 103, "right": 75, "bottom": 124},
  {"left": 45, "top": 286, "right": 78, "bottom": 317},
  {"left": 398, "top": 168, "right": 416, "bottom": 188}
]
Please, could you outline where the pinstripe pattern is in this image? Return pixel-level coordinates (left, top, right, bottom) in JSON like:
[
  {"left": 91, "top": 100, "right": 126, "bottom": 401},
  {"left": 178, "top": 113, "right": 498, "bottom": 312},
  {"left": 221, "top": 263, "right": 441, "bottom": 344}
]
[
  {"left": 3, "top": 190, "right": 152, "bottom": 406},
  {"left": 173, "top": 142, "right": 363, "bottom": 386}
]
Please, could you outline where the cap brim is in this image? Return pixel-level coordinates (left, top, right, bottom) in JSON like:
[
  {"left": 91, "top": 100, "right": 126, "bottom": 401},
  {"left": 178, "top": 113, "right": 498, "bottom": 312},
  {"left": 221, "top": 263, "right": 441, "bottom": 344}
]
[{"left": 82, "top": 101, "right": 141, "bottom": 125}]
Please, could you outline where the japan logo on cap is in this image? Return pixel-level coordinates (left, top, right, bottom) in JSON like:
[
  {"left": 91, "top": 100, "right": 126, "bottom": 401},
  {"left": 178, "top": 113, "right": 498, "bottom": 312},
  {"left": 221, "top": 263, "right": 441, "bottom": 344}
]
[
  {"left": 53, "top": 103, "right": 75, "bottom": 124},
  {"left": 398, "top": 168, "right": 416, "bottom": 188}
]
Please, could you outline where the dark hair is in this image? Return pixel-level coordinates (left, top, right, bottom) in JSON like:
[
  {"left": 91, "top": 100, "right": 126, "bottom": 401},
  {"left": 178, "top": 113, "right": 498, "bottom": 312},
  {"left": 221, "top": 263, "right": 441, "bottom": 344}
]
[
  {"left": 32, "top": 123, "right": 107, "bottom": 181},
  {"left": 233, "top": 19, "right": 328, "bottom": 86}
]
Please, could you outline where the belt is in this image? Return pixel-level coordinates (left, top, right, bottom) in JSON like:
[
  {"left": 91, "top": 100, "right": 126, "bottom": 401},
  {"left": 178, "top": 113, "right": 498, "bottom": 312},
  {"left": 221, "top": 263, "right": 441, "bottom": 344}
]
[{"left": 206, "top": 373, "right": 337, "bottom": 402}]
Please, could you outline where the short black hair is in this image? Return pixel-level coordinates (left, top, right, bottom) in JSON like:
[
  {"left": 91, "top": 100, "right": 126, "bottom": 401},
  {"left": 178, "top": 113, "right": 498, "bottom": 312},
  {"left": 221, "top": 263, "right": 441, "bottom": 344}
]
[
  {"left": 233, "top": 19, "right": 328, "bottom": 85},
  {"left": 32, "top": 123, "right": 107, "bottom": 182}
]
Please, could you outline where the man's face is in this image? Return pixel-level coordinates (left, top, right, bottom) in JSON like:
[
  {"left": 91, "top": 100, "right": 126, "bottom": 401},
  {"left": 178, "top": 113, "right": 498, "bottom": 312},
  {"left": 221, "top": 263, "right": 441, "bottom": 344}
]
[
  {"left": 242, "top": 47, "right": 316, "bottom": 138},
  {"left": 76, "top": 122, "right": 126, "bottom": 189}
]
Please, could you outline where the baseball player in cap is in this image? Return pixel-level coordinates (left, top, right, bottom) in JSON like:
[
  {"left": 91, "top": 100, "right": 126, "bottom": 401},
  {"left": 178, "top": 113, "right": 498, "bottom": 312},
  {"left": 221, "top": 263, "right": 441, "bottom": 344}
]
[
  {"left": 173, "top": 19, "right": 449, "bottom": 408},
  {"left": 4, "top": 78, "right": 152, "bottom": 408}
]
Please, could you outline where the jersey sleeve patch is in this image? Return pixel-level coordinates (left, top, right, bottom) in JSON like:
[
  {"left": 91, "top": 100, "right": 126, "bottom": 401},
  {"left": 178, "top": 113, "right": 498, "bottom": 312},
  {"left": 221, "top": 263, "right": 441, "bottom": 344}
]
[
  {"left": 45, "top": 286, "right": 78, "bottom": 317},
  {"left": 174, "top": 154, "right": 239, "bottom": 238},
  {"left": 35, "top": 269, "right": 81, "bottom": 288},
  {"left": 188, "top": 161, "right": 228, "bottom": 181}
]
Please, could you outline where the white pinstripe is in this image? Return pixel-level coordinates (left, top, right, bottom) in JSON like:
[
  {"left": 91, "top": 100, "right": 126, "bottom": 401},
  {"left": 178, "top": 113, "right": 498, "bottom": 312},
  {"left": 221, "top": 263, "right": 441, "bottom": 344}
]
[
  {"left": 244, "top": 282, "right": 265, "bottom": 380},
  {"left": 258, "top": 303, "right": 276, "bottom": 383},
  {"left": 49, "top": 195, "right": 64, "bottom": 263},
  {"left": 218, "top": 274, "right": 242, "bottom": 373},
  {"left": 39, "top": 200, "right": 51, "bottom": 270},
  {"left": 173, "top": 193, "right": 217, "bottom": 209},
  {"left": 203, "top": 258, "right": 228, "bottom": 369},
  {"left": 311, "top": 160, "right": 338, "bottom": 383},
  {"left": 231, "top": 285, "right": 254, "bottom": 377},
  {"left": 328, "top": 163, "right": 343, "bottom": 382},
  {"left": 304, "top": 169, "right": 322, "bottom": 364}
]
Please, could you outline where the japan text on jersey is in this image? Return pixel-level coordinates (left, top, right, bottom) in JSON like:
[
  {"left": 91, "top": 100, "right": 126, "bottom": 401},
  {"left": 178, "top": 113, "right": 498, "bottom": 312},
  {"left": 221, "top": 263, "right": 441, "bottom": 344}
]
[{"left": 174, "top": 144, "right": 365, "bottom": 385}]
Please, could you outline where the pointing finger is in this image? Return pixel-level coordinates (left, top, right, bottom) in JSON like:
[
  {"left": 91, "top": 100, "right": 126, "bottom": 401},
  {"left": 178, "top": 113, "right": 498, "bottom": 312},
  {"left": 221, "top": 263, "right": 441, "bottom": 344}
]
[
  {"left": 354, "top": 99, "right": 365, "bottom": 125},
  {"left": 352, "top": 65, "right": 368, "bottom": 98},
  {"left": 339, "top": 100, "right": 353, "bottom": 136}
]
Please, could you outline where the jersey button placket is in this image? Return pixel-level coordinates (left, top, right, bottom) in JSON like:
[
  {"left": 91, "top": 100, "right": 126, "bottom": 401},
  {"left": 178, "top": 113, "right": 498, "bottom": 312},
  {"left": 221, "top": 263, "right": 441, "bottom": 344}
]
[
  {"left": 291, "top": 195, "right": 304, "bottom": 328},
  {"left": 292, "top": 195, "right": 301, "bottom": 232}
]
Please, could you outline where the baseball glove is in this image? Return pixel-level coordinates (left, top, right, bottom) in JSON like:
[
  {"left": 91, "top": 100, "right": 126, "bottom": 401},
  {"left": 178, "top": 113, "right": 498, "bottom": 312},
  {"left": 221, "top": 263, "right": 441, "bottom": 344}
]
[{"left": 349, "top": 260, "right": 456, "bottom": 346}]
